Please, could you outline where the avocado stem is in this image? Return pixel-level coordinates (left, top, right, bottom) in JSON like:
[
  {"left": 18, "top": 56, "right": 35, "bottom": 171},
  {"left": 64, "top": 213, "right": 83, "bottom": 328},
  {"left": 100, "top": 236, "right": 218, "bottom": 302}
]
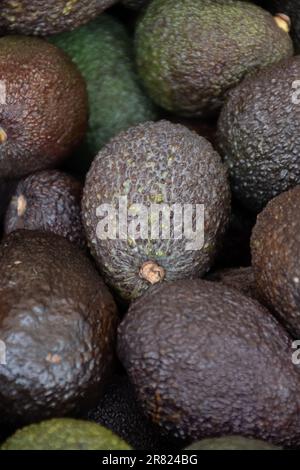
[
  {"left": 139, "top": 260, "right": 165, "bottom": 285},
  {"left": 274, "top": 14, "right": 291, "bottom": 34},
  {"left": 17, "top": 195, "right": 27, "bottom": 217},
  {"left": 0, "top": 127, "right": 7, "bottom": 144}
]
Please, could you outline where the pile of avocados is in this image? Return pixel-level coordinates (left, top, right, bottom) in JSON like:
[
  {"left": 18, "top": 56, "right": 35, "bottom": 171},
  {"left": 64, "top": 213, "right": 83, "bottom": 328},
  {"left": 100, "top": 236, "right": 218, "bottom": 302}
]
[{"left": 1, "top": 0, "right": 300, "bottom": 452}]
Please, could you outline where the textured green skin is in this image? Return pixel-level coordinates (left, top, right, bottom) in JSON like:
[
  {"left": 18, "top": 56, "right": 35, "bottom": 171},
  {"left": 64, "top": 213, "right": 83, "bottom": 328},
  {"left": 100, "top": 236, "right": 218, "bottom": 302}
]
[
  {"left": 185, "top": 436, "right": 280, "bottom": 450},
  {"left": 118, "top": 280, "right": 300, "bottom": 447},
  {"left": 0, "top": 36, "right": 88, "bottom": 179},
  {"left": 51, "top": 16, "right": 157, "bottom": 160},
  {"left": 0, "top": 0, "right": 117, "bottom": 35},
  {"left": 218, "top": 57, "right": 300, "bottom": 213},
  {"left": 251, "top": 186, "right": 300, "bottom": 338},
  {"left": 0, "top": 231, "right": 118, "bottom": 427},
  {"left": 4, "top": 170, "right": 86, "bottom": 248},
  {"left": 1, "top": 418, "right": 130, "bottom": 450},
  {"left": 135, "top": 0, "right": 293, "bottom": 117},
  {"left": 82, "top": 120, "right": 230, "bottom": 301}
]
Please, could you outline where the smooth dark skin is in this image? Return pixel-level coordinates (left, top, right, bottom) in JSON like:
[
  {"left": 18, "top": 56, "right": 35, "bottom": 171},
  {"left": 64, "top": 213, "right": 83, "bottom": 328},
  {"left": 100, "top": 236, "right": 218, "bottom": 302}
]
[
  {"left": 0, "top": 36, "right": 88, "bottom": 179},
  {"left": 252, "top": 186, "right": 300, "bottom": 339},
  {"left": 0, "top": 230, "right": 118, "bottom": 428},
  {"left": 4, "top": 170, "right": 86, "bottom": 248},
  {"left": 0, "top": 0, "right": 117, "bottom": 35},
  {"left": 118, "top": 280, "right": 300, "bottom": 447}
]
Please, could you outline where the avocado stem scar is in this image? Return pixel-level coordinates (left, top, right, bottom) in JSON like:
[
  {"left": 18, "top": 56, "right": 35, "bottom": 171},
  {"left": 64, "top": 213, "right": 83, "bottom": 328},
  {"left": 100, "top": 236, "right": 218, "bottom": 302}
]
[
  {"left": 0, "top": 127, "right": 7, "bottom": 144},
  {"left": 17, "top": 195, "right": 27, "bottom": 217},
  {"left": 139, "top": 260, "right": 165, "bottom": 284},
  {"left": 274, "top": 14, "right": 291, "bottom": 34}
]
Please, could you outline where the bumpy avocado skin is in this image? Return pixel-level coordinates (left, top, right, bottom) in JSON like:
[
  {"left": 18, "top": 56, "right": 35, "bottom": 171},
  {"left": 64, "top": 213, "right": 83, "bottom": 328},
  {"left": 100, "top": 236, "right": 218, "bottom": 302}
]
[
  {"left": 135, "top": 0, "right": 293, "bottom": 117},
  {"left": 0, "top": 36, "right": 88, "bottom": 179},
  {"left": 218, "top": 57, "right": 300, "bottom": 213},
  {"left": 0, "top": 0, "right": 117, "bottom": 35},
  {"left": 1, "top": 419, "right": 130, "bottom": 450},
  {"left": 51, "top": 16, "right": 157, "bottom": 161},
  {"left": 0, "top": 230, "right": 118, "bottom": 428},
  {"left": 251, "top": 186, "right": 300, "bottom": 338},
  {"left": 4, "top": 170, "right": 86, "bottom": 248},
  {"left": 86, "top": 373, "right": 183, "bottom": 450},
  {"left": 206, "top": 267, "right": 258, "bottom": 301},
  {"left": 186, "top": 436, "right": 280, "bottom": 450},
  {"left": 118, "top": 280, "right": 300, "bottom": 447},
  {"left": 82, "top": 120, "right": 231, "bottom": 301}
]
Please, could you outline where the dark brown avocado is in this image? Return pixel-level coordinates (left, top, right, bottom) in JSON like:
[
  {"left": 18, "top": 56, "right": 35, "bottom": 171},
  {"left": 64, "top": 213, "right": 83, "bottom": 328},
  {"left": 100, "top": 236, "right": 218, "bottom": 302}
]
[
  {"left": 0, "top": 36, "right": 88, "bottom": 179},
  {"left": 0, "top": 230, "right": 118, "bottom": 428},
  {"left": 4, "top": 170, "right": 86, "bottom": 248},
  {"left": 118, "top": 280, "right": 300, "bottom": 447}
]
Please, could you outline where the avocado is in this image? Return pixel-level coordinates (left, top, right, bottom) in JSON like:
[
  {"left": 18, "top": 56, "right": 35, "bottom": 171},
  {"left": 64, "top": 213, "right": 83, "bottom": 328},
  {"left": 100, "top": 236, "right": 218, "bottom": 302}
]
[
  {"left": 135, "top": 0, "right": 293, "bottom": 118},
  {"left": 251, "top": 186, "right": 300, "bottom": 338},
  {"left": 1, "top": 418, "right": 130, "bottom": 450},
  {"left": 0, "top": 230, "right": 118, "bottom": 428},
  {"left": 0, "top": 0, "right": 117, "bottom": 35},
  {"left": 0, "top": 180, "right": 16, "bottom": 235},
  {"left": 185, "top": 436, "right": 280, "bottom": 450},
  {"left": 4, "top": 170, "right": 86, "bottom": 248},
  {"left": 218, "top": 56, "right": 300, "bottom": 213},
  {"left": 118, "top": 280, "right": 300, "bottom": 447},
  {"left": 86, "top": 373, "right": 184, "bottom": 450},
  {"left": 0, "top": 36, "right": 88, "bottom": 179},
  {"left": 206, "top": 267, "right": 258, "bottom": 300},
  {"left": 82, "top": 120, "right": 231, "bottom": 301},
  {"left": 50, "top": 15, "right": 157, "bottom": 165}
]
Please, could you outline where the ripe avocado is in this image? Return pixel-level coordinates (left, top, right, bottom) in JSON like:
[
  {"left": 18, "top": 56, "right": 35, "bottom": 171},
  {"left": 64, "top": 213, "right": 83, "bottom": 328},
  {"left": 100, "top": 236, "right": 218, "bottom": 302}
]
[
  {"left": 86, "top": 373, "right": 184, "bottom": 450},
  {"left": 0, "top": 36, "right": 88, "bottom": 179},
  {"left": 82, "top": 120, "right": 231, "bottom": 301},
  {"left": 185, "top": 436, "right": 280, "bottom": 450},
  {"left": 4, "top": 170, "right": 86, "bottom": 248},
  {"left": 218, "top": 56, "right": 300, "bottom": 212},
  {"left": 1, "top": 418, "right": 131, "bottom": 450},
  {"left": 251, "top": 186, "right": 300, "bottom": 338},
  {"left": 118, "top": 280, "right": 300, "bottom": 447},
  {"left": 135, "top": 0, "right": 293, "bottom": 117},
  {"left": 206, "top": 267, "right": 258, "bottom": 300},
  {"left": 50, "top": 15, "right": 157, "bottom": 163},
  {"left": 0, "top": 230, "right": 118, "bottom": 428},
  {"left": 0, "top": 0, "right": 117, "bottom": 35}
]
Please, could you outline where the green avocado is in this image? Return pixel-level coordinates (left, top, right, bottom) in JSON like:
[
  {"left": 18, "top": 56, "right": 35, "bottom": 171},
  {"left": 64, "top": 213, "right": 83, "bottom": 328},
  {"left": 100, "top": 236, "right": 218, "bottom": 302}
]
[
  {"left": 1, "top": 419, "right": 131, "bottom": 450},
  {"left": 0, "top": 230, "right": 118, "bottom": 428},
  {"left": 135, "top": 0, "right": 293, "bottom": 117},
  {"left": 0, "top": 36, "right": 88, "bottom": 179},
  {"left": 0, "top": 0, "right": 117, "bottom": 35},
  {"left": 82, "top": 120, "right": 231, "bottom": 301},
  {"left": 50, "top": 15, "right": 157, "bottom": 164},
  {"left": 251, "top": 186, "right": 300, "bottom": 338},
  {"left": 4, "top": 170, "right": 86, "bottom": 248},
  {"left": 217, "top": 56, "right": 300, "bottom": 212},
  {"left": 122, "top": 0, "right": 149, "bottom": 10},
  {"left": 185, "top": 436, "right": 280, "bottom": 450},
  {"left": 118, "top": 279, "right": 300, "bottom": 447}
]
